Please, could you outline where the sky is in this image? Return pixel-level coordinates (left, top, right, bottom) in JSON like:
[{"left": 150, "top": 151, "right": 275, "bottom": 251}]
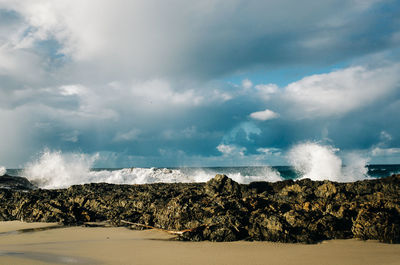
[{"left": 0, "top": 0, "right": 399, "bottom": 168}]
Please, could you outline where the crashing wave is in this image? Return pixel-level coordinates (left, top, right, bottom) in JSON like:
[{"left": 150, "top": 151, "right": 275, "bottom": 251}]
[
  {"left": 22, "top": 150, "right": 282, "bottom": 189},
  {"left": 0, "top": 166, "right": 6, "bottom": 176},
  {"left": 21, "top": 142, "right": 372, "bottom": 189},
  {"left": 287, "top": 142, "right": 369, "bottom": 182}
]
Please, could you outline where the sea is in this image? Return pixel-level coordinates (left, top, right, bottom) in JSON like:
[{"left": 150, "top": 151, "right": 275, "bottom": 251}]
[
  {"left": 2, "top": 164, "right": 400, "bottom": 190},
  {"left": 0, "top": 146, "right": 399, "bottom": 189}
]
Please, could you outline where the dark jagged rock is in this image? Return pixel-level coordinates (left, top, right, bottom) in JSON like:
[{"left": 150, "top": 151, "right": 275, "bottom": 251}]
[
  {"left": 0, "top": 174, "right": 36, "bottom": 190},
  {"left": 0, "top": 174, "right": 399, "bottom": 243},
  {"left": 205, "top": 174, "right": 243, "bottom": 197},
  {"left": 352, "top": 205, "right": 400, "bottom": 243}
]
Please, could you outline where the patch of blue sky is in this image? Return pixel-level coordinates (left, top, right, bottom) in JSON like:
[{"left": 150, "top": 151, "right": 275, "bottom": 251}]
[
  {"left": 35, "top": 38, "right": 69, "bottom": 69},
  {"left": 222, "top": 61, "right": 350, "bottom": 88},
  {"left": 0, "top": 8, "right": 21, "bottom": 23}
]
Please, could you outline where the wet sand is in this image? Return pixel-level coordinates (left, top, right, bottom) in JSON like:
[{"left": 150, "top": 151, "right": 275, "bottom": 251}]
[
  {"left": 0, "top": 221, "right": 400, "bottom": 265},
  {"left": 0, "top": 221, "right": 60, "bottom": 233}
]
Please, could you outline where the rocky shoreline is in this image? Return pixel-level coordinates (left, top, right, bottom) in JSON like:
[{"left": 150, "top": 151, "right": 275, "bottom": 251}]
[{"left": 0, "top": 174, "right": 399, "bottom": 243}]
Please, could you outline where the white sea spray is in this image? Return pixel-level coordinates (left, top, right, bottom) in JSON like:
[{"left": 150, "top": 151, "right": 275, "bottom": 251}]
[
  {"left": 0, "top": 166, "right": 6, "bottom": 176},
  {"left": 23, "top": 149, "right": 98, "bottom": 189},
  {"left": 287, "top": 142, "right": 369, "bottom": 182}
]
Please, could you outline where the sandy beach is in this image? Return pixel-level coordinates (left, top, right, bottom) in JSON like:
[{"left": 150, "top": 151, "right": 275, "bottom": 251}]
[{"left": 0, "top": 221, "right": 399, "bottom": 265}]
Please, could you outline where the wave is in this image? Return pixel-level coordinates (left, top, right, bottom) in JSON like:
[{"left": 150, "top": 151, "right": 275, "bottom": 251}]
[
  {"left": 22, "top": 150, "right": 282, "bottom": 189},
  {"left": 21, "top": 142, "right": 373, "bottom": 189},
  {"left": 0, "top": 166, "right": 6, "bottom": 176},
  {"left": 287, "top": 142, "right": 369, "bottom": 182},
  {"left": 23, "top": 150, "right": 97, "bottom": 189}
]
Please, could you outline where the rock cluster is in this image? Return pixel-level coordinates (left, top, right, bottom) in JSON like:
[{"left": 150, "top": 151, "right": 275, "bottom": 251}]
[
  {"left": 0, "top": 174, "right": 399, "bottom": 243},
  {"left": 0, "top": 175, "right": 35, "bottom": 190}
]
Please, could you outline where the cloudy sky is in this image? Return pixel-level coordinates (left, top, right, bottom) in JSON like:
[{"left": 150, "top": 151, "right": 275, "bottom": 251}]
[{"left": 0, "top": 0, "right": 399, "bottom": 168}]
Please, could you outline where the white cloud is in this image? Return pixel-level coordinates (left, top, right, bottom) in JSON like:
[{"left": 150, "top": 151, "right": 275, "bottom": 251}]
[
  {"left": 59, "top": 85, "right": 86, "bottom": 96},
  {"left": 130, "top": 79, "right": 205, "bottom": 107},
  {"left": 255, "top": 83, "right": 279, "bottom": 100},
  {"left": 0, "top": 45, "right": 44, "bottom": 82},
  {"left": 371, "top": 147, "right": 400, "bottom": 156},
  {"left": 242, "top": 79, "right": 253, "bottom": 89},
  {"left": 284, "top": 64, "right": 400, "bottom": 118},
  {"left": 217, "top": 144, "right": 246, "bottom": 156},
  {"left": 257, "top": 147, "right": 281, "bottom": 156},
  {"left": 212, "top": 89, "right": 233, "bottom": 102},
  {"left": 250, "top": 109, "right": 279, "bottom": 121}
]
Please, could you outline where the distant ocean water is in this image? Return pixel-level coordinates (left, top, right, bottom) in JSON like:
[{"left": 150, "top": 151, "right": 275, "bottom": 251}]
[{"left": 3, "top": 165, "right": 400, "bottom": 190}]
